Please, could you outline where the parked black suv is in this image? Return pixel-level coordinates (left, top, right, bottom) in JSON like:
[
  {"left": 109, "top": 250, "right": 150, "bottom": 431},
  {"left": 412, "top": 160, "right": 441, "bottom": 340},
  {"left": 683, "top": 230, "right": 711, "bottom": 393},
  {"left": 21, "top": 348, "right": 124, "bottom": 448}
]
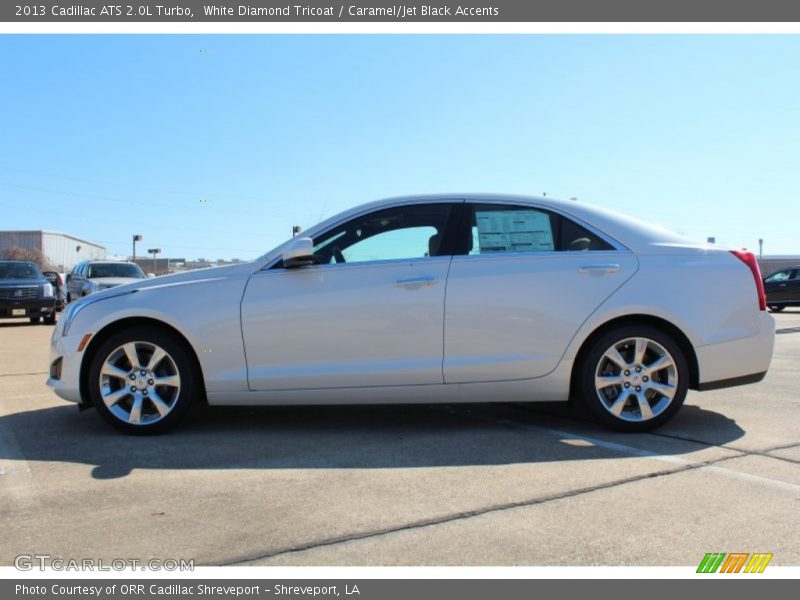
[
  {"left": 0, "top": 260, "right": 57, "bottom": 324},
  {"left": 763, "top": 266, "right": 800, "bottom": 312}
]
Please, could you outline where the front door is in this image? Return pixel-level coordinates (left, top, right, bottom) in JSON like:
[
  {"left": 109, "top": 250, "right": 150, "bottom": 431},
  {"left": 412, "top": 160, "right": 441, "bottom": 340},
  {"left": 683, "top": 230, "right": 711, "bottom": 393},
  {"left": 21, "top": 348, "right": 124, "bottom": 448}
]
[{"left": 241, "top": 202, "right": 458, "bottom": 391}]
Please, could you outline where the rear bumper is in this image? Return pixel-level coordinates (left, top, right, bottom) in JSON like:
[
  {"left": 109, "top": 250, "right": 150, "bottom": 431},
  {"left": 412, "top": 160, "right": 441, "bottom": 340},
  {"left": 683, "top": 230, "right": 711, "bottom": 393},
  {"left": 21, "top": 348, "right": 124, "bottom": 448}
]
[
  {"left": 0, "top": 297, "right": 56, "bottom": 317},
  {"left": 695, "top": 312, "right": 775, "bottom": 389},
  {"left": 697, "top": 371, "right": 767, "bottom": 391}
]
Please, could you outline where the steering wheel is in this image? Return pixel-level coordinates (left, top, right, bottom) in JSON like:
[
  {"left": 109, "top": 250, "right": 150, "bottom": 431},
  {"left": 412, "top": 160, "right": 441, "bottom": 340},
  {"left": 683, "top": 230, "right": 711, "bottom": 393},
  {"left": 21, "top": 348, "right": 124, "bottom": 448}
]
[{"left": 333, "top": 247, "right": 346, "bottom": 264}]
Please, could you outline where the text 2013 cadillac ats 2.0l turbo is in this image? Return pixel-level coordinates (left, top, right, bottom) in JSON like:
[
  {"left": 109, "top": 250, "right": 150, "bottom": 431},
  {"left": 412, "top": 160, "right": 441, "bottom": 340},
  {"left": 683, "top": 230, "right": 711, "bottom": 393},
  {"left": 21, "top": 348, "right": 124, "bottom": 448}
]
[{"left": 47, "top": 195, "right": 775, "bottom": 434}]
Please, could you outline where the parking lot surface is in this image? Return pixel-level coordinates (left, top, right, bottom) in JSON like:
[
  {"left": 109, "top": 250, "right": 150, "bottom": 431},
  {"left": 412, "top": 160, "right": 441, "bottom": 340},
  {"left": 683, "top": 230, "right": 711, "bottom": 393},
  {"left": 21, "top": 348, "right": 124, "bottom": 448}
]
[{"left": 1, "top": 313, "right": 798, "bottom": 566}]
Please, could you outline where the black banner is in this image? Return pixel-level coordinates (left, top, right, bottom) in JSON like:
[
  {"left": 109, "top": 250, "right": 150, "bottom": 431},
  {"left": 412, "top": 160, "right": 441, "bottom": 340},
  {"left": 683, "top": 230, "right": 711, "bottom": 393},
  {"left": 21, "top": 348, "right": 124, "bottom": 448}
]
[
  {"left": 4, "top": 579, "right": 798, "bottom": 600},
  {"left": 5, "top": 1, "right": 800, "bottom": 22}
]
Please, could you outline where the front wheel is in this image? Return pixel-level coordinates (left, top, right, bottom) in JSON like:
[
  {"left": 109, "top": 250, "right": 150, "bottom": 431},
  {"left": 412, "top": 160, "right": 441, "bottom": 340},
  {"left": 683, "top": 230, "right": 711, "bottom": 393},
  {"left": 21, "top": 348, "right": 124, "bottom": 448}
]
[
  {"left": 87, "top": 326, "right": 200, "bottom": 434},
  {"left": 575, "top": 325, "right": 689, "bottom": 432},
  {"left": 29, "top": 316, "right": 41, "bottom": 324},
  {"left": 43, "top": 312, "right": 56, "bottom": 325}
]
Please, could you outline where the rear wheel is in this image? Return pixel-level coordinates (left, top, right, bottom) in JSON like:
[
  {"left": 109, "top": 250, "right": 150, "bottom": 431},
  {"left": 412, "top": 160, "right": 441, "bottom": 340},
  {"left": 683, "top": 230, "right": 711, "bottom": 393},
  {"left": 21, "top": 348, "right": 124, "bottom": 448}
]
[
  {"left": 88, "top": 326, "right": 199, "bottom": 434},
  {"left": 43, "top": 312, "right": 56, "bottom": 325},
  {"left": 575, "top": 325, "right": 689, "bottom": 432},
  {"left": 768, "top": 305, "right": 785, "bottom": 313}
]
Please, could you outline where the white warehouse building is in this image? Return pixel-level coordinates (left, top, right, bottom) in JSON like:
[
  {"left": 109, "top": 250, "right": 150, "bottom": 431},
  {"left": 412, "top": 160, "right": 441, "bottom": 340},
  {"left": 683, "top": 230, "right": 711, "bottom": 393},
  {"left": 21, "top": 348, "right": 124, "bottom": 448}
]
[{"left": 0, "top": 230, "right": 106, "bottom": 271}]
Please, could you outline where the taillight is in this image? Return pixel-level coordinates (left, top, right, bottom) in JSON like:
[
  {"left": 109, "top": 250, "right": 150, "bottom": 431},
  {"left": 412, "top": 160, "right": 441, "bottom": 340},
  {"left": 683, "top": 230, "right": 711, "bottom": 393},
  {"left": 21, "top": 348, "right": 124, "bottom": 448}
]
[{"left": 730, "top": 250, "right": 767, "bottom": 311}]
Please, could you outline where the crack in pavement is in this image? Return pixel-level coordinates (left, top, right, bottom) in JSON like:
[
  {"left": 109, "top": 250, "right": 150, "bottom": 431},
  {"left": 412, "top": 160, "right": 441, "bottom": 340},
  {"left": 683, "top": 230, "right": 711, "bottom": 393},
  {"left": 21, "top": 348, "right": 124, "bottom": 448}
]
[
  {"left": 0, "top": 371, "right": 48, "bottom": 378},
  {"left": 222, "top": 408, "right": 799, "bottom": 566},
  {"left": 222, "top": 460, "right": 702, "bottom": 566}
]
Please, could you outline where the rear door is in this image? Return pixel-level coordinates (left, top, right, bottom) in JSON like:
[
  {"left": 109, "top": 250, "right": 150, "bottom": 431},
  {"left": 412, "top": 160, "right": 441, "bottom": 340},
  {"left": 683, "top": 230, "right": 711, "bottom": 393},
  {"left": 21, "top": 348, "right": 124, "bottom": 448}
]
[{"left": 443, "top": 201, "right": 638, "bottom": 383}]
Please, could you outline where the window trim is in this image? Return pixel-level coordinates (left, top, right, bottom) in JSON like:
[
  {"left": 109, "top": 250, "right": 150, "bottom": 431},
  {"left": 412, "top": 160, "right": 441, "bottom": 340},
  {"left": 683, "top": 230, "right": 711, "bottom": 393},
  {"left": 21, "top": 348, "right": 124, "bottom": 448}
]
[
  {"left": 452, "top": 200, "right": 627, "bottom": 257},
  {"left": 268, "top": 200, "right": 464, "bottom": 271}
]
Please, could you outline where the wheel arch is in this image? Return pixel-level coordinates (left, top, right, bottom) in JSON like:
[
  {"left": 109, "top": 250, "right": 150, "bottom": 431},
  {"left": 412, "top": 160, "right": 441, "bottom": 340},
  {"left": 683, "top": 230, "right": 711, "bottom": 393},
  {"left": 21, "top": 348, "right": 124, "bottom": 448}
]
[
  {"left": 79, "top": 316, "right": 207, "bottom": 406},
  {"left": 570, "top": 314, "right": 700, "bottom": 393}
]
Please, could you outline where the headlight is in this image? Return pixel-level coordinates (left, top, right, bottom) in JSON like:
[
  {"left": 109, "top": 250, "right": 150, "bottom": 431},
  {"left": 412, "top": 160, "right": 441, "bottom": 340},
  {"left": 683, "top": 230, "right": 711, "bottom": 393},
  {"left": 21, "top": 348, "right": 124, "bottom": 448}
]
[
  {"left": 62, "top": 289, "right": 138, "bottom": 336},
  {"left": 41, "top": 283, "right": 53, "bottom": 298}
]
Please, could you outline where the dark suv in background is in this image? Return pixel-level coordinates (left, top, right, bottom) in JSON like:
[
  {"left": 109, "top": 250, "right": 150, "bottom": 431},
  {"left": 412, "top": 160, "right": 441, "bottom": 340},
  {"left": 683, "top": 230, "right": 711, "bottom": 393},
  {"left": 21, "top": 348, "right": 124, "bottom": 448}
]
[
  {"left": 764, "top": 266, "right": 800, "bottom": 312},
  {"left": 0, "top": 260, "right": 57, "bottom": 324}
]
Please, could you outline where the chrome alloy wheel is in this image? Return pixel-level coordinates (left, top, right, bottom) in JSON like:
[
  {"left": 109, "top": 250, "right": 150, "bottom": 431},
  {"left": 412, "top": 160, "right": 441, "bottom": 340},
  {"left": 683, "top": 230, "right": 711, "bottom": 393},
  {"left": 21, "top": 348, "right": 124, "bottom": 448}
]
[
  {"left": 594, "top": 337, "right": 678, "bottom": 423},
  {"left": 98, "top": 341, "right": 181, "bottom": 425}
]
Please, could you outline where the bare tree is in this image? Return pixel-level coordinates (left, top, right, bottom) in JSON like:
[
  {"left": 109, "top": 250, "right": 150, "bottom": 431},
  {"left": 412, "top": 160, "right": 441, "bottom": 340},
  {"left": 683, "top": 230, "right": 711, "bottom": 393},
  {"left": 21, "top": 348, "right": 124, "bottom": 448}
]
[{"left": 1, "top": 245, "right": 50, "bottom": 270}]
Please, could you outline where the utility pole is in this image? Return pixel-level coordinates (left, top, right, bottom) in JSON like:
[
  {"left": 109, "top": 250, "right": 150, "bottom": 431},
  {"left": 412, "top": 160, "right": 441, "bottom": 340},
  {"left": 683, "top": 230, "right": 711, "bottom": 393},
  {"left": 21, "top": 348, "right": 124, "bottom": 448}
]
[
  {"left": 132, "top": 234, "right": 142, "bottom": 262},
  {"left": 758, "top": 238, "right": 763, "bottom": 258}
]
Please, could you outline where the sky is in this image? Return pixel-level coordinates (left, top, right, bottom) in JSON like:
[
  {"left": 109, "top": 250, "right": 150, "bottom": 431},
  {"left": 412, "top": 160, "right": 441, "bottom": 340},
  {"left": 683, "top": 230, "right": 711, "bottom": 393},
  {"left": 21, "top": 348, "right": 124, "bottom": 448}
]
[{"left": 1, "top": 34, "right": 799, "bottom": 260}]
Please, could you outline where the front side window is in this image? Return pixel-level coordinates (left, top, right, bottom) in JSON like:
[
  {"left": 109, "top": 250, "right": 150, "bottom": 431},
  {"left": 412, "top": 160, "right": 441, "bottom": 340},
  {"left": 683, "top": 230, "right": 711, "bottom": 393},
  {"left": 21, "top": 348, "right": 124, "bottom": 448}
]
[
  {"left": 467, "top": 204, "right": 614, "bottom": 255},
  {"left": 765, "top": 270, "right": 792, "bottom": 283},
  {"left": 311, "top": 204, "right": 454, "bottom": 265}
]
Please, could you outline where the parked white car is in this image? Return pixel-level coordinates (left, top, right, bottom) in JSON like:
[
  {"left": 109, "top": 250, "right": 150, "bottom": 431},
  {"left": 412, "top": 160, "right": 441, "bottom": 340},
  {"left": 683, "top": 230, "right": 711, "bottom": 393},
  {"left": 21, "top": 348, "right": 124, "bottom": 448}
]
[
  {"left": 66, "top": 261, "right": 147, "bottom": 302},
  {"left": 47, "top": 194, "right": 775, "bottom": 434}
]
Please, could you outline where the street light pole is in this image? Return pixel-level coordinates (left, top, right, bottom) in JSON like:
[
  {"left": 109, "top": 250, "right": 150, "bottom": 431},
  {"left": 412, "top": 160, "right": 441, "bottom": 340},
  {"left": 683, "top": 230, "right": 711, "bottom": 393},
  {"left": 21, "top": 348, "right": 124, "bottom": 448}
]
[
  {"left": 147, "top": 248, "right": 161, "bottom": 274},
  {"left": 132, "top": 234, "right": 142, "bottom": 262}
]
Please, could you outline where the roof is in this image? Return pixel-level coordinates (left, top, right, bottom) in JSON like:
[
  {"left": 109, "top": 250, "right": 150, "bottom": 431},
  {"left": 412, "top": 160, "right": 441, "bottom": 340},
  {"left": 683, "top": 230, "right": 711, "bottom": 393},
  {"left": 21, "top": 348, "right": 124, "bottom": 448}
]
[{"left": 0, "top": 230, "right": 105, "bottom": 249}]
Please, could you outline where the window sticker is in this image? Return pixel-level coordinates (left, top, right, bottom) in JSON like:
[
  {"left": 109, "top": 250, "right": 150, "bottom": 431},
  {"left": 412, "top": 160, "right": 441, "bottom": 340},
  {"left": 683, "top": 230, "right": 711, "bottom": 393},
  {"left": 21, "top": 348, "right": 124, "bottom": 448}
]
[{"left": 475, "top": 210, "right": 554, "bottom": 253}]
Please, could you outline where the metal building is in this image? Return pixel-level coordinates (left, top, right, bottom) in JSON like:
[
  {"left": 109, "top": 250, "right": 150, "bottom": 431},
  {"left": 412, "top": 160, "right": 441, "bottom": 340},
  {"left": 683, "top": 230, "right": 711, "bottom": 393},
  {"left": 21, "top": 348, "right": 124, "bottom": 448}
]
[{"left": 0, "top": 230, "right": 106, "bottom": 271}]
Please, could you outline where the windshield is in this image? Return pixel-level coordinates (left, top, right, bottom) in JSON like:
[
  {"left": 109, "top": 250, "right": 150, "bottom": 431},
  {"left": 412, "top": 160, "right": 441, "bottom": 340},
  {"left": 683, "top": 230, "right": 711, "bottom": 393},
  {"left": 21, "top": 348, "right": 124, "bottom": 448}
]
[
  {"left": 88, "top": 263, "right": 145, "bottom": 279},
  {"left": 0, "top": 262, "right": 42, "bottom": 280}
]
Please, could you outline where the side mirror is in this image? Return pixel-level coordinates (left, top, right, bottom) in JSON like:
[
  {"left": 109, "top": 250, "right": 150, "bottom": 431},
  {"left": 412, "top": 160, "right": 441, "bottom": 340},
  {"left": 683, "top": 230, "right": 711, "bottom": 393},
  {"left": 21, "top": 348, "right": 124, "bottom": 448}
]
[{"left": 282, "top": 237, "right": 316, "bottom": 268}]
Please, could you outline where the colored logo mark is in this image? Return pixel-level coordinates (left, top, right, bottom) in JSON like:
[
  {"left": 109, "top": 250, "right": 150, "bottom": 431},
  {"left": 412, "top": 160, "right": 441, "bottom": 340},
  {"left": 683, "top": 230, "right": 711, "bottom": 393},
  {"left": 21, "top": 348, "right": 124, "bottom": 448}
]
[{"left": 697, "top": 552, "right": 773, "bottom": 573}]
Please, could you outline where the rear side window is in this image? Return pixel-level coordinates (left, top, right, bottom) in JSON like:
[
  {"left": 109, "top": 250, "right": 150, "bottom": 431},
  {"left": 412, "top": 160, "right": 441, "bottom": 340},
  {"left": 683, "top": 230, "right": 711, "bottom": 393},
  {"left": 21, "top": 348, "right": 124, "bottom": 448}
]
[{"left": 467, "top": 204, "right": 614, "bottom": 255}]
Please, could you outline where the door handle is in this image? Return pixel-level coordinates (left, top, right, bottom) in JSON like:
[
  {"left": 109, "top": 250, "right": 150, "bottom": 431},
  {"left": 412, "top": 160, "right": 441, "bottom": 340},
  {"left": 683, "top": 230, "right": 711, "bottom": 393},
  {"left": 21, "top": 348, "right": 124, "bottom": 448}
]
[
  {"left": 394, "top": 276, "right": 437, "bottom": 288},
  {"left": 578, "top": 264, "right": 620, "bottom": 274}
]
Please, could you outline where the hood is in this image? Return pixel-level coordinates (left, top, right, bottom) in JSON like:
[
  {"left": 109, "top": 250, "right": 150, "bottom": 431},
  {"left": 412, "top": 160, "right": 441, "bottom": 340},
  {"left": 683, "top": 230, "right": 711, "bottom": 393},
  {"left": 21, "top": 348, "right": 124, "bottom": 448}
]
[
  {"left": 85, "top": 262, "right": 258, "bottom": 299},
  {"left": 0, "top": 278, "right": 46, "bottom": 287},
  {"left": 91, "top": 277, "right": 145, "bottom": 287}
]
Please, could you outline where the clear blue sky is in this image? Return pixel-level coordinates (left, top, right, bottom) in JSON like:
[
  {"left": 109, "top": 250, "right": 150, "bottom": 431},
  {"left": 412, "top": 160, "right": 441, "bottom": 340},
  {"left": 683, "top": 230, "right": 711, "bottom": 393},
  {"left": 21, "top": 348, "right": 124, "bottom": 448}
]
[{"left": 1, "top": 34, "right": 799, "bottom": 260}]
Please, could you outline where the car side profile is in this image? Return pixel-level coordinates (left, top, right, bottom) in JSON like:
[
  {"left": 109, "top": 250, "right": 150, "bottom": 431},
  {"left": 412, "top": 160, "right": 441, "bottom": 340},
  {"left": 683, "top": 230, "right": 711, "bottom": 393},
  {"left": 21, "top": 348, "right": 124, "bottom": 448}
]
[
  {"left": 66, "top": 260, "right": 146, "bottom": 302},
  {"left": 763, "top": 266, "right": 800, "bottom": 312},
  {"left": 46, "top": 195, "right": 775, "bottom": 434}
]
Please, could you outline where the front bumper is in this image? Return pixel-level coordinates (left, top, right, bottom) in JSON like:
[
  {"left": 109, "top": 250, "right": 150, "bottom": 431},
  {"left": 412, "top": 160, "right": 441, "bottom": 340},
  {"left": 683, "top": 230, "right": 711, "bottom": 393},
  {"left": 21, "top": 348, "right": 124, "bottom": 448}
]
[
  {"left": 46, "top": 330, "right": 90, "bottom": 404},
  {"left": 0, "top": 297, "right": 56, "bottom": 318}
]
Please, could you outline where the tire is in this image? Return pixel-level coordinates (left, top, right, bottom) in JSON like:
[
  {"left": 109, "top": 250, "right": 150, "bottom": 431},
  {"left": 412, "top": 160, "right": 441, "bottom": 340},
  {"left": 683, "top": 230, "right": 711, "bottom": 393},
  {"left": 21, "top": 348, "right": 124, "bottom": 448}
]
[
  {"left": 66, "top": 293, "right": 72, "bottom": 303},
  {"left": 29, "top": 316, "right": 41, "bottom": 324},
  {"left": 574, "top": 324, "right": 689, "bottom": 432},
  {"left": 769, "top": 305, "right": 785, "bottom": 313},
  {"left": 87, "top": 326, "right": 200, "bottom": 435},
  {"left": 43, "top": 312, "right": 56, "bottom": 325}
]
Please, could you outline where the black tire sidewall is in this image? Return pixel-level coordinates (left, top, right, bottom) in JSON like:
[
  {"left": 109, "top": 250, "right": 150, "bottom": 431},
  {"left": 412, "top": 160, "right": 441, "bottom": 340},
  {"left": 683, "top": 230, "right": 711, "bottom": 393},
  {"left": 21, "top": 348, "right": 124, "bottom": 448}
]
[
  {"left": 88, "top": 326, "right": 198, "bottom": 435},
  {"left": 577, "top": 324, "right": 689, "bottom": 432}
]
